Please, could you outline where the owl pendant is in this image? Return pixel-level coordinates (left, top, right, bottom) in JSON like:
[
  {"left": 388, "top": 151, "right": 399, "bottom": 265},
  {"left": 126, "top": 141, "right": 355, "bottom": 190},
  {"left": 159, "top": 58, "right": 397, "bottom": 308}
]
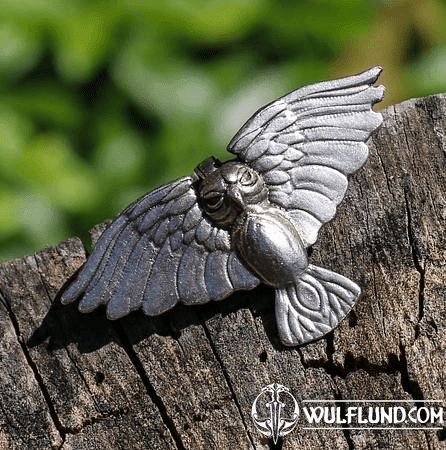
[{"left": 62, "top": 67, "right": 385, "bottom": 346}]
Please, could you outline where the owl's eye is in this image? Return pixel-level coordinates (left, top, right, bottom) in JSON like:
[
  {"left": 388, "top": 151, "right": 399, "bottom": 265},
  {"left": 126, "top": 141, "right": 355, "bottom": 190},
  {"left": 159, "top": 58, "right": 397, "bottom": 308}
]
[
  {"left": 239, "top": 169, "right": 257, "bottom": 186},
  {"left": 204, "top": 192, "right": 224, "bottom": 210}
]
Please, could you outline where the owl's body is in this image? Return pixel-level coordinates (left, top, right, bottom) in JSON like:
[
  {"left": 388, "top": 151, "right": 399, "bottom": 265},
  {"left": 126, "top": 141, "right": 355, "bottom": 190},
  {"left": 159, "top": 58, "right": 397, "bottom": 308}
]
[
  {"left": 62, "top": 66, "right": 385, "bottom": 346},
  {"left": 232, "top": 203, "right": 308, "bottom": 288}
]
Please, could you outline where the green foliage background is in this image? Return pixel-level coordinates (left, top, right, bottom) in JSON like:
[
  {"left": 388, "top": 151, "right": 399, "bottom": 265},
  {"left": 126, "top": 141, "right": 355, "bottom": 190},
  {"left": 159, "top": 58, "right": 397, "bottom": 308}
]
[{"left": 1, "top": 0, "right": 446, "bottom": 261}]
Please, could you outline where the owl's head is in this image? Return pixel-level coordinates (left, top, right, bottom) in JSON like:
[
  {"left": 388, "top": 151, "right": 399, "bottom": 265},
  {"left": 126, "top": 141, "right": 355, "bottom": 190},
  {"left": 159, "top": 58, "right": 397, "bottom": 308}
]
[{"left": 196, "top": 159, "right": 268, "bottom": 227}]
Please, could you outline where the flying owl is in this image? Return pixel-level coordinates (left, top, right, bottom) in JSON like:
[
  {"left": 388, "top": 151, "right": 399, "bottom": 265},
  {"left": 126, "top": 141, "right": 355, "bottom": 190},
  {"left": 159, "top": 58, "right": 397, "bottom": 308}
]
[{"left": 61, "top": 66, "right": 385, "bottom": 346}]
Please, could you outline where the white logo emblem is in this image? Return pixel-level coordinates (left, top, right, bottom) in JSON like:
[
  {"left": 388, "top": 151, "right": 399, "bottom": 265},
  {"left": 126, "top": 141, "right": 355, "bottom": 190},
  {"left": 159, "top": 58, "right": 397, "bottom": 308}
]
[{"left": 251, "top": 383, "right": 299, "bottom": 444}]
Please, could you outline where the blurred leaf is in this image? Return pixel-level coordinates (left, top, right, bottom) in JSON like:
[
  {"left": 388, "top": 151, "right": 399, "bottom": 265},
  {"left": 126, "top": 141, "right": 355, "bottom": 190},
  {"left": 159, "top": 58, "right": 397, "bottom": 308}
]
[
  {"left": 121, "top": 0, "right": 265, "bottom": 43},
  {"left": 0, "top": 188, "right": 21, "bottom": 237},
  {"left": 260, "top": 0, "right": 373, "bottom": 49},
  {"left": 93, "top": 130, "right": 145, "bottom": 183},
  {"left": 113, "top": 185, "right": 151, "bottom": 214},
  {"left": 0, "top": 240, "right": 31, "bottom": 262},
  {"left": 0, "top": 188, "right": 66, "bottom": 261},
  {"left": 0, "top": 0, "right": 75, "bottom": 19},
  {"left": 408, "top": 45, "right": 446, "bottom": 96},
  {"left": 2, "top": 82, "right": 84, "bottom": 129},
  {"left": 113, "top": 31, "right": 218, "bottom": 120},
  {"left": 205, "top": 51, "right": 259, "bottom": 93},
  {"left": 16, "top": 133, "right": 100, "bottom": 212},
  {"left": 0, "top": 21, "right": 42, "bottom": 79},
  {"left": 212, "top": 67, "right": 290, "bottom": 149},
  {"left": 0, "top": 104, "right": 34, "bottom": 178},
  {"left": 18, "top": 190, "right": 66, "bottom": 248},
  {"left": 51, "top": 3, "right": 119, "bottom": 82},
  {"left": 157, "top": 119, "right": 215, "bottom": 181}
]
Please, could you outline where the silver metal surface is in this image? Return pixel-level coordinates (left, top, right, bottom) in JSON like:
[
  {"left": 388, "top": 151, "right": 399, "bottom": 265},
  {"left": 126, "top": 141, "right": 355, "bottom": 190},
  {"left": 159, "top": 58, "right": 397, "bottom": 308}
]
[{"left": 62, "top": 66, "right": 385, "bottom": 346}]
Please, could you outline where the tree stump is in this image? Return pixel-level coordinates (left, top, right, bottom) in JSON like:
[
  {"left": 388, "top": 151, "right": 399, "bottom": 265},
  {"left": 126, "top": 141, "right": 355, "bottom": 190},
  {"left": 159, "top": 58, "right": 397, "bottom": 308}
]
[{"left": 1, "top": 94, "right": 446, "bottom": 449}]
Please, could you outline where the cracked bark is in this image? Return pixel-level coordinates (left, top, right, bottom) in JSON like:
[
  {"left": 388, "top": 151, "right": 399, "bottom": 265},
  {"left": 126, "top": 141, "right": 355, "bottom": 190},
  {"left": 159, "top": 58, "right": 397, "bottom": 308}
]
[{"left": 1, "top": 94, "right": 446, "bottom": 449}]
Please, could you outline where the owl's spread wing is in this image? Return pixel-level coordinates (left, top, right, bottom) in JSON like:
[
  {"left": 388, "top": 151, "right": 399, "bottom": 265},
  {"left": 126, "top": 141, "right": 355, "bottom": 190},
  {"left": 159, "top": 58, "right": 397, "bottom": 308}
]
[
  {"left": 228, "top": 66, "right": 385, "bottom": 247},
  {"left": 61, "top": 177, "right": 259, "bottom": 319}
]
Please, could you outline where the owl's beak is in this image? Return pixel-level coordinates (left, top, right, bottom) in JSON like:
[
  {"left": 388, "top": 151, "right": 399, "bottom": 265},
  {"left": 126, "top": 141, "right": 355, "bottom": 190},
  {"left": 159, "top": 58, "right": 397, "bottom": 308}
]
[{"left": 227, "top": 188, "right": 244, "bottom": 211}]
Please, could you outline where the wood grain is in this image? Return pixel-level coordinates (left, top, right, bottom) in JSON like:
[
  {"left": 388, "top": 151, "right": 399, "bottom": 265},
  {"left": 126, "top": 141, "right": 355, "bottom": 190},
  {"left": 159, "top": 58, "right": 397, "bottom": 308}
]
[{"left": 1, "top": 94, "right": 445, "bottom": 449}]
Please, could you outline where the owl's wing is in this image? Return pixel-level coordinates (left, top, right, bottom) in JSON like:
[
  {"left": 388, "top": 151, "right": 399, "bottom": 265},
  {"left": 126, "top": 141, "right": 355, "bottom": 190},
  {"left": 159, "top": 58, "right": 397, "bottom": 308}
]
[
  {"left": 61, "top": 177, "right": 259, "bottom": 319},
  {"left": 228, "top": 66, "right": 385, "bottom": 247}
]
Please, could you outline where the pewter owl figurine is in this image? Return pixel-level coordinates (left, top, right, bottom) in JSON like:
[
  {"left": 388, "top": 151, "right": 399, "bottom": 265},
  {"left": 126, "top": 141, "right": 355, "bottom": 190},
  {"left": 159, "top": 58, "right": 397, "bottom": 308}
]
[{"left": 62, "top": 66, "right": 385, "bottom": 346}]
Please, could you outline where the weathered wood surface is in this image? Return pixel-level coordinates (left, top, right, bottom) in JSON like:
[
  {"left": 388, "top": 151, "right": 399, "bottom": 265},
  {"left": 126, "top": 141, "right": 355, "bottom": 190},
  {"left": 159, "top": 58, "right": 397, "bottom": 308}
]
[{"left": 1, "top": 94, "right": 446, "bottom": 449}]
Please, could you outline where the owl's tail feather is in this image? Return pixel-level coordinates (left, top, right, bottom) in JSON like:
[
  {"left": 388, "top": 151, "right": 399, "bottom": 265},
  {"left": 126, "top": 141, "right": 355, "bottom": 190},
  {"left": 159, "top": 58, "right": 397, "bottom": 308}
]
[{"left": 275, "top": 264, "right": 361, "bottom": 346}]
